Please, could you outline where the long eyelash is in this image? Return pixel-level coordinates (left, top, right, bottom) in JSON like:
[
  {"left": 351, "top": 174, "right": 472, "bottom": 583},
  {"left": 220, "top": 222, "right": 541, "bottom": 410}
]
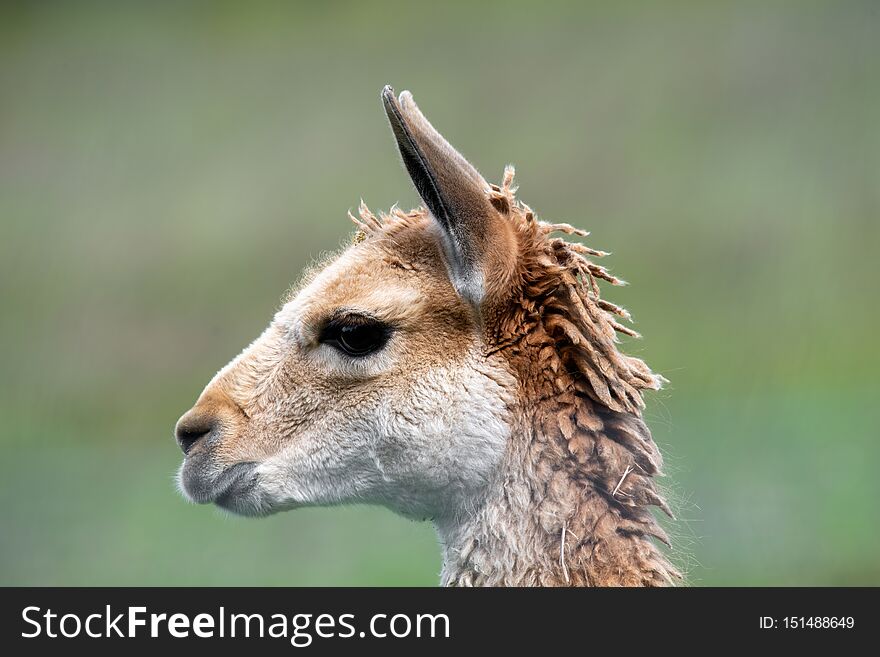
[
  {"left": 324, "top": 309, "right": 380, "bottom": 328},
  {"left": 321, "top": 315, "right": 378, "bottom": 338}
]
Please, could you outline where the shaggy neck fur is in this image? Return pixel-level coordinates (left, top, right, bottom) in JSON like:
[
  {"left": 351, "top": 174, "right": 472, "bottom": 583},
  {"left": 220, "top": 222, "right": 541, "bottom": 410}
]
[
  {"left": 440, "top": 171, "right": 677, "bottom": 586},
  {"left": 437, "top": 401, "right": 676, "bottom": 587}
]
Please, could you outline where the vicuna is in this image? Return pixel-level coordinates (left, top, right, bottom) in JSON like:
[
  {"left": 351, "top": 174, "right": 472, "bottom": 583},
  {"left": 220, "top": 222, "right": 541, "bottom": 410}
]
[{"left": 175, "top": 86, "right": 678, "bottom": 586}]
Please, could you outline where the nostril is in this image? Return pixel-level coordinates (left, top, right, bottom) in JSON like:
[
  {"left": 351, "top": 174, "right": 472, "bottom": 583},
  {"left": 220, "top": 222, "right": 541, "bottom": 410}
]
[{"left": 175, "top": 414, "right": 216, "bottom": 455}]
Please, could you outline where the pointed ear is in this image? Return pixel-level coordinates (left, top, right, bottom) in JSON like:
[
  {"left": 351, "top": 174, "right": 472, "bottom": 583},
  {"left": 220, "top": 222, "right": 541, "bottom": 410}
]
[{"left": 381, "top": 85, "right": 516, "bottom": 307}]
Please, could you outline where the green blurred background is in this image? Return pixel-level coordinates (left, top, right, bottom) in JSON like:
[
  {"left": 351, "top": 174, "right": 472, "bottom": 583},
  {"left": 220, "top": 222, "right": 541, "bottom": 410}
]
[{"left": 1, "top": 1, "right": 878, "bottom": 586}]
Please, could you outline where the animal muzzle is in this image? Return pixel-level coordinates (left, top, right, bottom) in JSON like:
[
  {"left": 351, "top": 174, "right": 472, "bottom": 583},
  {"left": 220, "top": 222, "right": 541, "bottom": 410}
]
[{"left": 174, "top": 388, "right": 261, "bottom": 512}]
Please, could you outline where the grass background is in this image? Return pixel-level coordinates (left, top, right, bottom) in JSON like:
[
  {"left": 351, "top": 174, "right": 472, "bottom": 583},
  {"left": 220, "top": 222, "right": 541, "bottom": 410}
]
[{"left": 1, "top": 0, "right": 878, "bottom": 585}]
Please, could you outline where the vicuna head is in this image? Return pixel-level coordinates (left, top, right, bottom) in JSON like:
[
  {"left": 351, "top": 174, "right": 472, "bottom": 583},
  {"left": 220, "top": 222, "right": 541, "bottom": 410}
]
[{"left": 175, "top": 86, "right": 678, "bottom": 586}]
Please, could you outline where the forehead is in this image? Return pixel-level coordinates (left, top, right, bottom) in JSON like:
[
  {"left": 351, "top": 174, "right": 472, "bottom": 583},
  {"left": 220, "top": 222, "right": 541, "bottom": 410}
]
[{"left": 278, "top": 218, "right": 472, "bottom": 339}]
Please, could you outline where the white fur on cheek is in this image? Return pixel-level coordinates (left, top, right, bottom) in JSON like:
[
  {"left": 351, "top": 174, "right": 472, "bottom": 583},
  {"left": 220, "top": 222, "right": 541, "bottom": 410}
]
[
  {"left": 251, "top": 349, "right": 513, "bottom": 520},
  {"left": 369, "top": 354, "right": 512, "bottom": 519}
]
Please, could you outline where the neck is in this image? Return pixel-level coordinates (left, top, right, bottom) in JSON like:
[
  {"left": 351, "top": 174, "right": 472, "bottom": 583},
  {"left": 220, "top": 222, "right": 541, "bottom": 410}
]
[{"left": 435, "top": 397, "right": 678, "bottom": 586}]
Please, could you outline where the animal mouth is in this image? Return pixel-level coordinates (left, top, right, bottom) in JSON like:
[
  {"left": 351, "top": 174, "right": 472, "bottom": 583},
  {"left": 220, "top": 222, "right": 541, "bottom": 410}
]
[{"left": 179, "top": 454, "right": 261, "bottom": 512}]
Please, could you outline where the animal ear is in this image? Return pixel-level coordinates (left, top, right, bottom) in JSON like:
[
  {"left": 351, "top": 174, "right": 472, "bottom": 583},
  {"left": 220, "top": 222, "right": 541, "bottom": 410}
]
[{"left": 381, "top": 85, "right": 516, "bottom": 307}]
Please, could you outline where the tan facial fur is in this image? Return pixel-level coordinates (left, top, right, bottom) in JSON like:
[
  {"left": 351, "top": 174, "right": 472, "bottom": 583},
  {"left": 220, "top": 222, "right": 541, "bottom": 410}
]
[{"left": 176, "top": 214, "right": 515, "bottom": 521}]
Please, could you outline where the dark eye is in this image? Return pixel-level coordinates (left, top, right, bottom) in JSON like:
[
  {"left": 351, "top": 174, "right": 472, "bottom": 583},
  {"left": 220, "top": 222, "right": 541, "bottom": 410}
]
[{"left": 319, "top": 315, "right": 391, "bottom": 357}]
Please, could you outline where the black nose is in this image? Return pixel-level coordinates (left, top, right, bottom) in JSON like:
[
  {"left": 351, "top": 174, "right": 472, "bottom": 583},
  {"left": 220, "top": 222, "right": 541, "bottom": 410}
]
[{"left": 175, "top": 412, "right": 216, "bottom": 455}]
